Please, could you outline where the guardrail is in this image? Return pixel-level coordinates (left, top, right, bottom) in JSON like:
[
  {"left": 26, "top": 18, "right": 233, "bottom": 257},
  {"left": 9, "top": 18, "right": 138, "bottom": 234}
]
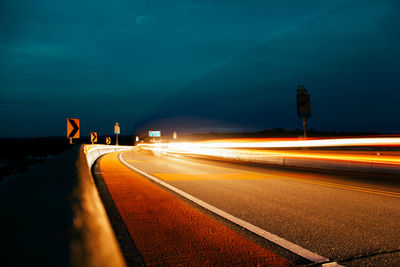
[
  {"left": 84, "top": 144, "right": 132, "bottom": 167},
  {"left": 0, "top": 144, "right": 132, "bottom": 267},
  {"left": 73, "top": 144, "right": 132, "bottom": 267},
  {"left": 222, "top": 149, "right": 400, "bottom": 176}
]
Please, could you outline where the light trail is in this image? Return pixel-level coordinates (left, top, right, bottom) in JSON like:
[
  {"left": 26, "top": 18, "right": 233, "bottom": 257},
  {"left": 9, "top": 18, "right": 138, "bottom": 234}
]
[
  {"left": 142, "top": 137, "right": 400, "bottom": 150},
  {"left": 138, "top": 137, "right": 400, "bottom": 167}
]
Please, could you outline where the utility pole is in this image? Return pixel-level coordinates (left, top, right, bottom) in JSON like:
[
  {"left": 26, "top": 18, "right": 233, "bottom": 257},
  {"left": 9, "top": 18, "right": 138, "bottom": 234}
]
[{"left": 296, "top": 86, "right": 311, "bottom": 138}]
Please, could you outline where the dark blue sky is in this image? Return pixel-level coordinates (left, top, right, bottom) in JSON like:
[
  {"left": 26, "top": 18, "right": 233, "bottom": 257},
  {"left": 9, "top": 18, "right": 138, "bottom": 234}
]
[{"left": 1, "top": 0, "right": 399, "bottom": 137}]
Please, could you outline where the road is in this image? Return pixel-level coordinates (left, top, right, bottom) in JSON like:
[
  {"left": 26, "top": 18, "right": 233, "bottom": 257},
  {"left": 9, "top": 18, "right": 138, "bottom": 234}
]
[{"left": 96, "top": 148, "right": 400, "bottom": 266}]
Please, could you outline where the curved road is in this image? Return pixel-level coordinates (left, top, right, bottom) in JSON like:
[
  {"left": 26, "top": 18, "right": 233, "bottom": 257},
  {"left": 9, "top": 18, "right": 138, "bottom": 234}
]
[
  {"left": 97, "top": 148, "right": 400, "bottom": 266},
  {"left": 96, "top": 150, "right": 293, "bottom": 266}
]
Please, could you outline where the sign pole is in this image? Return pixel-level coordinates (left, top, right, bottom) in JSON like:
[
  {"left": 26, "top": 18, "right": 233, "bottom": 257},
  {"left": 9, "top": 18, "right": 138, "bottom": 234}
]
[
  {"left": 114, "top": 122, "right": 120, "bottom": 146},
  {"left": 296, "top": 86, "right": 311, "bottom": 139},
  {"left": 70, "top": 137, "right": 73, "bottom": 144}
]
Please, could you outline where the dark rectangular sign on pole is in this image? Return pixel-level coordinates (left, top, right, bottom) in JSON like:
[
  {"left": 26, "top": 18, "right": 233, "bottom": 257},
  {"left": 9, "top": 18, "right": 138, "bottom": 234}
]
[
  {"left": 297, "top": 92, "right": 311, "bottom": 118},
  {"left": 296, "top": 85, "right": 311, "bottom": 138}
]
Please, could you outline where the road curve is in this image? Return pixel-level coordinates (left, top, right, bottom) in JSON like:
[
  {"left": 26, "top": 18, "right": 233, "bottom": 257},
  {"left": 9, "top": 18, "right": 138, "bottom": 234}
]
[
  {"left": 116, "top": 148, "right": 400, "bottom": 266},
  {"left": 96, "top": 151, "right": 293, "bottom": 266}
]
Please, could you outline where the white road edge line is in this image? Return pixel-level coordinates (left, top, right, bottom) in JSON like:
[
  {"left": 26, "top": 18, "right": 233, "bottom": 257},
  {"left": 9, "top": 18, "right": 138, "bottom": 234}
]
[{"left": 119, "top": 151, "right": 330, "bottom": 264}]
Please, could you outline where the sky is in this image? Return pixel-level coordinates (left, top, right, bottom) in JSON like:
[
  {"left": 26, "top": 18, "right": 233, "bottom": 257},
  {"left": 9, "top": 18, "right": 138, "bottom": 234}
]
[{"left": 1, "top": 0, "right": 399, "bottom": 137}]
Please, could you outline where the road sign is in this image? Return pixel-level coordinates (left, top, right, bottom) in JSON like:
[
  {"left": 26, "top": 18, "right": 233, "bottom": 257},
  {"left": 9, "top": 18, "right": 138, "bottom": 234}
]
[
  {"left": 91, "top": 132, "right": 97, "bottom": 143},
  {"left": 67, "top": 118, "right": 80, "bottom": 138},
  {"left": 296, "top": 86, "right": 311, "bottom": 118},
  {"left": 106, "top": 137, "right": 111, "bottom": 145},
  {"left": 114, "top": 122, "right": 120, "bottom": 134},
  {"left": 296, "top": 86, "right": 311, "bottom": 138},
  {"left": 149, "top": 131, "right": 161, "bottom": 137}
]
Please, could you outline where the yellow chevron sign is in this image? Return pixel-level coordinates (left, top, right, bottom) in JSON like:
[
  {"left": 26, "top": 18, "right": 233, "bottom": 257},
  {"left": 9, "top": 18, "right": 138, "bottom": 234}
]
[
  {"left": 106, "top": 137, "right": 111, "bottom": 145},
  {"left": 91, "top": 132, "right": 98, "bottom": 143},
  {"left": 67, "top": 118, "right": 80, "bottom": 139}
]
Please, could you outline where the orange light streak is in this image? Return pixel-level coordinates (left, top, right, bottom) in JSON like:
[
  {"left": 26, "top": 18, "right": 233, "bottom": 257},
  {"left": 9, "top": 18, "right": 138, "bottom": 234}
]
[
  {"left": 138, "top": 137, "right": 400, "bottom": 167},
  {"left": 171, "top": 137, "right": 400, "bottom": 148}
]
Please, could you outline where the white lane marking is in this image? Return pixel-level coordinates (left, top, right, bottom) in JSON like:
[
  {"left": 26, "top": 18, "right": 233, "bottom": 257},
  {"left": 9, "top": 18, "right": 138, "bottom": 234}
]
[
  {"left": 119, "top": 152, "right": 330, "bottom": 264},
  {"left": 322, "top": 262, "right": 345, "bottom": 267}
]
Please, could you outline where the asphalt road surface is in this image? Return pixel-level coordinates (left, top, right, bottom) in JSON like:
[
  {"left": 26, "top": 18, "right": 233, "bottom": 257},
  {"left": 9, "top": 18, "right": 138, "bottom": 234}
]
[
  {"left": 96, "top": 150, "right": 294, "bottom": 266},
  {"left": 97, "top": 148, "right": 400, "bottom": 266}
]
